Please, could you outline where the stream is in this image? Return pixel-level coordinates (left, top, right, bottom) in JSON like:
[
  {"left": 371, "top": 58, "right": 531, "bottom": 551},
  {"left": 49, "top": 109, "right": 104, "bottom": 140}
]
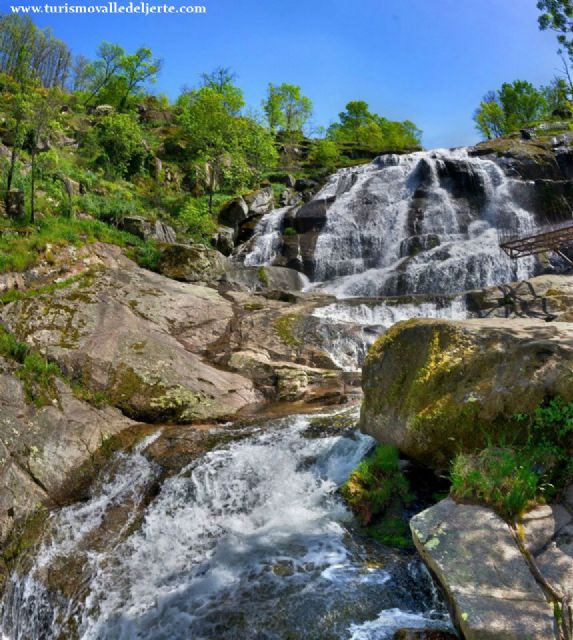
[{"left": 0, "top": 413, "right": 454, "bottom": 640}]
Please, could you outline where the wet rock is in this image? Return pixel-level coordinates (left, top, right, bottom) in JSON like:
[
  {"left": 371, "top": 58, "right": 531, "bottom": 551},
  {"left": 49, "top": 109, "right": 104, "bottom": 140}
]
[
  {"left": 411, "top": 499, "right": 555, "bottom": 640},
  {"left": 360, "top": 317, "right": 573, "bottom": 469},
  {"left": 294, "top": 197, "right": 335, "bottom": 234},
  {"left": 156, "top": 243, "right": 227, "bottom": 283}
]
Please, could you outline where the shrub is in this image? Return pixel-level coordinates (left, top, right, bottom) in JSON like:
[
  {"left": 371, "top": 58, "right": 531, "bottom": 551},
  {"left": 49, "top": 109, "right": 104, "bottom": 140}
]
[
  {"left": 308, "top": 139, "right": 341, "bottom": 171},
  {"left": 283, "top": 226, "right": 297, "bottom": 236},
  {"left": 450, "top": 447, "right": 539, "bottom": 520},
  {"left": 177, "top": 199, "right": 217, "bottom": 243},
  {"left": 341, "top": 444, "right": 411, "bottom": 525}
]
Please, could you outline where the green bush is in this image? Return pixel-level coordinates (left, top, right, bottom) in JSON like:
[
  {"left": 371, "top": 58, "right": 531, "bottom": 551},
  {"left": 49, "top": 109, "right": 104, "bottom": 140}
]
[
  {"left": 283, "top": 226, "right": 297, "bottom": 236},
  {"left": 341, "top": 444, "right": 411, "bottom": 525},
  {"left": 308, "top": 139, "right": 341, "bottom": 171},
  {"left": 177, "top": 199, "right": 217, "bottom": 243}
]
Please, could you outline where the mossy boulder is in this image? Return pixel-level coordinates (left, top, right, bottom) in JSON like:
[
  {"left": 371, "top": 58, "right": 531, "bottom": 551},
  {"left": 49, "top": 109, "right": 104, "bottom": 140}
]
[
  {"left": 360, "top": 318, "right": 573, "bottom": 469},
  {"left": 156, "top": 243, "right": 227, "bottom": 283}
]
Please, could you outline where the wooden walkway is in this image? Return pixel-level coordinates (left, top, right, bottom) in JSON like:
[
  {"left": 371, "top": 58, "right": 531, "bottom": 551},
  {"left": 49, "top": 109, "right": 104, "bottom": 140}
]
[{"left": 499, "top": 220, "right": 573, "bottom": 266}]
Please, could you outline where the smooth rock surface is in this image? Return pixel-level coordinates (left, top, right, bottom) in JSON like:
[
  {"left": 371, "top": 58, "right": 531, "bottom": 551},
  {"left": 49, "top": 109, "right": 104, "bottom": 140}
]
[{"left": 411, "top": 499, "right": 556, "bottom": 640}]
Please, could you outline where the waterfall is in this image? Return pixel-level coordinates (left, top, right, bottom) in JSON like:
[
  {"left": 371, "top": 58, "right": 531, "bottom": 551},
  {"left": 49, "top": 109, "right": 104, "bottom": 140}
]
[
  {"left": 0, "top": 414, "right": 453, "bottom": 640},
  {"left": 244, "top": 149, "right": 539, "bottom": 298},
  {"left": 244, "top": 206, "right": 290, "bottom": 266},
  {"left": 311, "top": 297, "right": 468, "bottom": 371}
]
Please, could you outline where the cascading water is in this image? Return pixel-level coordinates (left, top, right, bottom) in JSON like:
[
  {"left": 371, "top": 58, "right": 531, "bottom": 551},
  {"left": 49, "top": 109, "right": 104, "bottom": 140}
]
[
  {"left": 311, "top": 297, "right": 468, "bottom": 371},
  {"left": 244, "top": 206, "right": 291, "bottom": 266},
  {"left": 244, "top": 148, "right": 539, "bottom": 298},
  {"left": 0, "top": 414, "right": 454, "bottom": 640}
]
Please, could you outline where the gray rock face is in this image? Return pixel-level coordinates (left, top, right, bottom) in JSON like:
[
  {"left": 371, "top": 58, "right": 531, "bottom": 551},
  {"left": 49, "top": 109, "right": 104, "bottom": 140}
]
[
  {"left": 120, "top": 216, "right": 177, "bottom": 244},
  {"left": 411, "top": 499, "right": 555, "bottom": 640},
  {"left": 219, "top": 188, "right": 275, "bottom": 242},
  {"left": 243, "top": 186, "right": 274, "bottom": 216},
  {"left": 0, "top": 360, "right": 133, "bottom": 545},
  {"left": 211, "top": 226, "right": 235, "bottom": 256},
  {"left": 223, "top": 265, "right": 308, "bottom": 292},
  {"left": 1, "top": 245, "right": 260, "bottom": 423}
]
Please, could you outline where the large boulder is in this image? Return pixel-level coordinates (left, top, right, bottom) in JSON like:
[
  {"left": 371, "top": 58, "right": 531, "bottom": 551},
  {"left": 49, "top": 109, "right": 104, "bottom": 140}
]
[
  {"left": 411, "top": 499, "right": 555, "bottom": 640},
  {"left": 120, "top": 216, "right": 177, "bottom": 244},
  {"left": 218, "top": 196, "right": 249, "bottom": 230},
  {"left": 360, "top": 317, "right": 573, "bottom": 469},
  {"left": 156, "top": 243, "right": 227, "bottom": 283},
  {"left": 243, "top": 186, "right": 274, "bottom": 216},
  {"left": 222, "top": 265, "right": 309, "bottom": 292},
  {"left": 0, "top": 245, "right": 260, "bottom": 423}
]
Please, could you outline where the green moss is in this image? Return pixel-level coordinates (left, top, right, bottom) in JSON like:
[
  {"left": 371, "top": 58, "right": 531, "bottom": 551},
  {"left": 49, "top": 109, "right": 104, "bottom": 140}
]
[
  {"left": 243, "top": 302, "right": 264, "bottom": 312},
  {"left": 273, "top": 313, "right": 302, "bottom": 347},
  {"left": 341, "top": 445, "right": 412, "bottom": 526},
  {"left": 2, "top": 508, "right": 49, "bottom": 571},
  {"left": 257, "top": 266, "right": 269, "bottom": 287}
]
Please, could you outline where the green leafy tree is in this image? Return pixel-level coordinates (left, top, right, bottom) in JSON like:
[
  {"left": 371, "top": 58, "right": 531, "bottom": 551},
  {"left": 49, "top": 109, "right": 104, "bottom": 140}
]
[
  {"left": 200, "top": 66, "right": 244, "bottom": 115},
  {"left": 87, "top": 112, "right": 146, "bottom": 177},
  {"left": 538, "top": 0, "right": 573, "bottom": 60},
  {"left": 27, "top": 87, "right": 63, "bottom": 222},
  {"left": 82, "top": 42, "right": 124, "bottom": 106},
  {"left": 473, "top": 81, "right": 548, "bottom": 139},
  {"left": 116, "top": 48, "right": 162, "bottom": 111},
  {"left": 328, "top": 100, "right": 422, "bottom": 151},
  {"left": 308, "top": 139, "right": 341, "bottom": 171},
  {"left": 81, "top": 42, "right": 160, "bottom": 110},
  {"left": 262, "top": 83, "right": 313, "bottom": 132},
  {"left": 178, "top": 86, "right": 277, "bottom": 212}
]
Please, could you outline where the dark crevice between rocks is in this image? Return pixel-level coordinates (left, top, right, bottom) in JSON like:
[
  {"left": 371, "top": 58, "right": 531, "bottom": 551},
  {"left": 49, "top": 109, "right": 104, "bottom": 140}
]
[{"left": 510, "top": 525, "right": 569, "bottom": 640}]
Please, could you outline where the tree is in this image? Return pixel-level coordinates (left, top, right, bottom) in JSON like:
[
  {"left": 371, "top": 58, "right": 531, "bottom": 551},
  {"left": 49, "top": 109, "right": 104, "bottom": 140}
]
[
  {"left": 262, "top": 83, "right": 313, "bottom": 133},
  {"left": 327, "top": 100, "right": 422, "bottom": 151},
  {"left": 178, "top": 86, "right": 277, "bottom": 212},
  {"left": 0, "top": 15, "right": 70, "bottom": 88},
  {"left": 538, "top": 0, "right": 573, "bottom": 61},
  {"left": 473, "top": 92, "right": 506, "bottom": 139},
  {"left": 542, "top": 76, "right": 571, "bottom": 114},
  {"left": 82, "top": 42, "right": 124, "bottom": 106},
  {"left": 308, "top": 139, "right": 341, "bottom": 171},
  {"left": 473, "top": 81, "right": 548, "bottom": 139},
  {"left": 87, "top": 112, "right": 146, "bottom": 177},
  {"left": 200, "top": 66, "right": 244, "bottom": 115},
  {"left": 116, "top": 48, "right": 162, "bottom": 111},
  {"left": 27, "top": 88, "right": 63, "bottom": 222}
]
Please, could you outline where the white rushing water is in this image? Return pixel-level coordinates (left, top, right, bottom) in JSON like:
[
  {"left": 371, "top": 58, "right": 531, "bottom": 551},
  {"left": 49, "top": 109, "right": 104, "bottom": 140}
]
[
  {"left": 244, "top": 206, "right": 291, "bottom": 266},
  {"left": 312, "top": 297, "right": 468, "bottom": 371},
  {"left": 0, "top": 414, "right": 453, "bottom": 640},
  {"left": 245, "top": 148, "right": 539, "bottom": 298}
]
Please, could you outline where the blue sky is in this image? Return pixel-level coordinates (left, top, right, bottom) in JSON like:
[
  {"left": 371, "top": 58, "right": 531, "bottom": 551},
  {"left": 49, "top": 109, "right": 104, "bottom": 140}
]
[{"left": 19, "top": 0, "right": 562, "bottom": 149}]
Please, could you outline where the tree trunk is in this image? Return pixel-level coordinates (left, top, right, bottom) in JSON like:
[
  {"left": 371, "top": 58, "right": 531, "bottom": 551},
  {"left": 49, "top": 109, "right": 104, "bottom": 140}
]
[{"left": 30, "top": 149, "right": 36, "bottom": 224}]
